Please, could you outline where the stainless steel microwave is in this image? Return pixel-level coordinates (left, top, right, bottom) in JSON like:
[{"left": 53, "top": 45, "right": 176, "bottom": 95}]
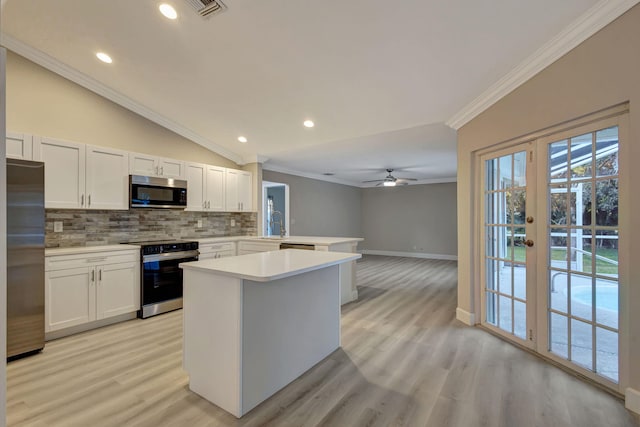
[{"left": 130, "top": 175, "right": 187, "bottom": 209}]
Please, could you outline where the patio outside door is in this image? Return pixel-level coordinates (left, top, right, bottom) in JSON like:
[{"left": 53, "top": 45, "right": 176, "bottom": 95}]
[{"left": 479, "top": 114, "right": 623, "bottom": 391}]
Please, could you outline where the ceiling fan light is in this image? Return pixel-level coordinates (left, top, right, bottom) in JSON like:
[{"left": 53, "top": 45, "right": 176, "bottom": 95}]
[{"left": 383, "top": 181, "right": 396, "bottom": 187}]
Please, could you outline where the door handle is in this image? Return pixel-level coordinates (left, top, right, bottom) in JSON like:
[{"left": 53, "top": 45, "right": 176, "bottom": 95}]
[{"left": 524, "top": 239, "right": 534, "bottom": 247}]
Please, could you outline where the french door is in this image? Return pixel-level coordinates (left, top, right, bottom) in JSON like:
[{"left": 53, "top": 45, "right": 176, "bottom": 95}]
[{"left": 479, "top": 114, "right": 624, "bottom": 391}]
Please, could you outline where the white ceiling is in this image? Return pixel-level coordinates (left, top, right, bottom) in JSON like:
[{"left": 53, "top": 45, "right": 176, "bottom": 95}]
[{"left": 1, "top": 0, "right": 625, "bottom": 186}]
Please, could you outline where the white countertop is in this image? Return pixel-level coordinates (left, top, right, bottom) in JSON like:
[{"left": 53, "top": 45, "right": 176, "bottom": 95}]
[
  {"left": 45, "top": 244, "right": 141, "bottom": 256},
  {"left": 240, "top": 236, "right": 363, "bottom": 245},
  {"left": 180, "top": 249, "right": 361, "bottom": 282}
]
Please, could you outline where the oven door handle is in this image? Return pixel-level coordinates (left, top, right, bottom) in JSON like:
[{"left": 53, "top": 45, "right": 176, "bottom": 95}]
[{"left": 142, "top": 250, "right": 200, "bottom": 263}]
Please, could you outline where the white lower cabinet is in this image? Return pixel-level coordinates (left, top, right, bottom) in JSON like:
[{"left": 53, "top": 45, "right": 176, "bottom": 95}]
[
  {"left": 198, "top": 241, "right": 236, "bottom": 260},
  {"left": 45, "top": 249, "right": 139, "bottom": 333}
]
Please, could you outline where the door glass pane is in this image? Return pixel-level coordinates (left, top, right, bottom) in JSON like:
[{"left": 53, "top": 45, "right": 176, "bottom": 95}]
[
  {"left": 514, "top": 300, "right": 526, "bottom": 340},
  {"left": 571, "top": 319, "right": 593, "bottom": 370},
  {"left": 513, "top": 151, "right": 527, "bottom": 187},
  {"left": 575, "top": 181, "right": 592, "bottom": 226},
  {"left": 595, "top": 230, "right": 618, "bottom": 276},
  {"left": 549, "top": 185, "right": 569, "bottom": 226},
  {"left": 550, "top": 312, "right": 569, "bottom": 358},
  {"left": 513, "top": 264, "right": 526, "bottom": 300},
  {"left": 499, "top": 263, "right": 512, "bottom": 296},
  {"left": 499, "top": 295, "right": 513, "bottom": 333},
  {"left": 594, "top": 179, "right": 618, "bottom": 227},
  {"left": 549, "top": 270, "right": 568, "bottom": 314},
  {"left": 595, "top": 127, "right": 618, "bottom": 177},
  {"left": 570, "top": 133, "right": 593, "bottom": 179},
  {"left": 570, "top": 274, "right": 592, "bottom": 322},
  {"left": 595, "top": 279, "right": 618, "bottom": 330},
  {"left": 499, "top": 155, "right": 513, "bottom": 189},
  {"left": 596, "top": 327, "right": 618, "bottom": 382},
  {"left": 549, "top": 139, "right": 568, "bottom": 182},
  {"left": 486, "top": 292, "right": 497, "bottom": 326}
]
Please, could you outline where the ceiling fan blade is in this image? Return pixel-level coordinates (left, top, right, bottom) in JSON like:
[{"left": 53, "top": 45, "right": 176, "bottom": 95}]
[
  {"left": 397, "top": 181, "right": 409, "bottom": 186},
  {"left": 397, "top": 177, "right": 418, "bottom": 181},
  {"left": 376, "top": 182, "right": 383, "bottom": 187},
  {"left": 362, "top": 179, "right": 385, "bottom": 183}
]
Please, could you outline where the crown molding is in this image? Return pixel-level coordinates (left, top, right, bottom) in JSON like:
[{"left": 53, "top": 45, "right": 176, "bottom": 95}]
[
  {"left": 446, "top": 0, "right": 640, "bottom": 130},
  {"left": 0, "top": 33, "right": 245, "bottom": 165}
]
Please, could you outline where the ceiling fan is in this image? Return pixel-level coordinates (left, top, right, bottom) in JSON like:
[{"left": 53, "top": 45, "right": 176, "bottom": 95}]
[{"left": 363, "top": 169, "right": 417, "bottom": 187}]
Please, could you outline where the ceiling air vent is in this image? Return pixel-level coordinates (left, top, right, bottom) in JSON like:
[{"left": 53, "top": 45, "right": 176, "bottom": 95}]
[{"left": 184, "top": 0, "right": 227, "bottom": 18}]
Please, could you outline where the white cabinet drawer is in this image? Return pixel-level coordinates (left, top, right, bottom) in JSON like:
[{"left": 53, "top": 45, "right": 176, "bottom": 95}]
[{"left": 46, "top": 250, "right": 139, "bottom": 271}]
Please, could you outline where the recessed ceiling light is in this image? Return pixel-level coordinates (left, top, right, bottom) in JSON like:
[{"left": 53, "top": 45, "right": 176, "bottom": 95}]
[
  {"left": 96, "top": 52, "right": 113, "bottom": 64},
  {"left": 303, "top": 120, "right": 315, "bottom": 128},
  {"left": 238, "top": 136, "right": 248, "bottom": 143},
  {"left": 159, "top": 3, "right": 178, "bottom": 19}
]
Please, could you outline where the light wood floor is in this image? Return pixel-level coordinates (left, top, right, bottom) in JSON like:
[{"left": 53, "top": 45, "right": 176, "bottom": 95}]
[{"left": 7, "top": 255, "right": 640, "bottom": 426}]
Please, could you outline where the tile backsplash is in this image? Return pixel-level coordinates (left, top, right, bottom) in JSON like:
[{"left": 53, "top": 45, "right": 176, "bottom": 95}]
[{"left": 46, "top": 209, "right": 257, "bottom": 248}]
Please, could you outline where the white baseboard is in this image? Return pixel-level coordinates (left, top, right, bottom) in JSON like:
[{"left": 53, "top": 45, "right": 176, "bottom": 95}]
[
  {"left": 45, "top": 312, "right": 137, "bottom": 341},
  {"left": 626, "top": 387, "right": 640, "bottom": 415},
  {"left": 360, "top": 249, "right": 457, "bottom": 261},
  {"left": 456, "top": 307, "right": 476, "bottom": 326}
]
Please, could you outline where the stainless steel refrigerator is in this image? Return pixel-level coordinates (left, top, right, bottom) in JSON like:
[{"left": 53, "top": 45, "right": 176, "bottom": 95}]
[{"left": 7, "top": 158, "right": 45, "bottom": 359}]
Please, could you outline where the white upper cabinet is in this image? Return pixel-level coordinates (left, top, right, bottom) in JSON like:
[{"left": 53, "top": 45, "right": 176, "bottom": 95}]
[
  {"left": 85, "top": 145, "right": 129, "bottom": 210},
  {"left": 34, "top": 137, "right": 86, "bottom": 209},
  {"left": 34, "top": 137, "right": 129, "bottom": 210},
  {"left": 206, "top": 165, "right": 226, "bottom": 211},
  {"left": 186, "top": 162, "right": 226, "bottom": 211},
  {"left": 226, "top": 168, "right": 253, "bottom": 212},
  {"left": 6, "top": 132, "right": 33, "bottom": 160},
  {"left": 130, "top": 152, "right": 185, "bottom": 179},
  {"left": 186, "top": 162, "right": 206, "bottom": 211},
  {"left": 237, "top": 171, "right": 253, "bottom": 211}
]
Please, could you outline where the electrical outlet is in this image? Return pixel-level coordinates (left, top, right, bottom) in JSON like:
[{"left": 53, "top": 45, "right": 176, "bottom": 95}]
[
  {"left": 54, "top": 221, "right": 63, "bottom": 232},
  {"left": 197, "top": 220, "right": 203, "bottom": 228},
  {"left": 230, "top": 219, "right": 236, "bottom": 227}
]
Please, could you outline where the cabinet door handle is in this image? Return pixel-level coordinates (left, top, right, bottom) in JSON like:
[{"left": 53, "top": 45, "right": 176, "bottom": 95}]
[
  {"left": 81, "top": 194, "right": 84, "bottom": 206},
  {"left": 155, "top": 165, "right": 159, "bottom": 174},
  {"left": 99, "top": 269, "right": 102, "bottom": 281},
  {"left": 88, "top": 194, "right": 91, "bottom": 207},
  {"left": 207, "top": 201, "right": 210, "bottom": 209},
  {"left": 161, "top": 166, "right": 164, "bottom": 175},
  {"left": 91, "top": 270, "right": 95, "bottom": 282}
]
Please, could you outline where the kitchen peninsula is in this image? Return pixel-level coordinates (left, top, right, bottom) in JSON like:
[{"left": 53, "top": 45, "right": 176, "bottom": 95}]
[{"left": 180, "top": 249, "right": 361, "bottom": 418}]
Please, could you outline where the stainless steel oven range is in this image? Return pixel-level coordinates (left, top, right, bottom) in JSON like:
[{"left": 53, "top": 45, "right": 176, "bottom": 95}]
[{"left": 127, "top": 240, "right": 199, "bottom": 318}]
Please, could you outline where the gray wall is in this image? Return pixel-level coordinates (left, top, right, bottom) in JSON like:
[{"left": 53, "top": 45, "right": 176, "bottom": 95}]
[
  {"left": 362, "top": 183, "right": 457, "bottom": 256},
  {"left": 262, "top": 171, "right": 362, "bottom": 239}
]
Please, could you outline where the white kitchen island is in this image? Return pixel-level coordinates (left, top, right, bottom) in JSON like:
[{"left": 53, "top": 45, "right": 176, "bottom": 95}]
[{"left": 179, "top": 249, "right": 361, "bottom": 418}]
